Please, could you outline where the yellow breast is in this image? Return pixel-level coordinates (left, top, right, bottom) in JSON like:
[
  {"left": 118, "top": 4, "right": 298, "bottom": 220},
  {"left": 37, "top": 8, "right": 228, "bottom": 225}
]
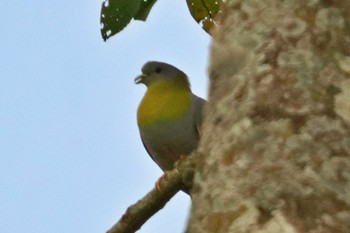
[{"left": 137, "top": 79, "right": 191, "bottom": 127}]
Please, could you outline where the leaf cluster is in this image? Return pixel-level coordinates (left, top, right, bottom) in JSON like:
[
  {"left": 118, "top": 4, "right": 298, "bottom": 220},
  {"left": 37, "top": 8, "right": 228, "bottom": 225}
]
[{"left": 100, "top": 0, "right": 221, "bottom": 41}]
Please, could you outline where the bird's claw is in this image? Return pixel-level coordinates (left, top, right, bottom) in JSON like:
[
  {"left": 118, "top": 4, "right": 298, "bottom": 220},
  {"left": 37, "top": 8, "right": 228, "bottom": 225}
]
[
  {"left": 155, "top": 172, "right": 169, "bottom": 191},
  {"left": 174, "top": 155, "right": 187, "bottom": 170},
  {"left": 155, "top": 155, "right": 187, "bottom": 191}
]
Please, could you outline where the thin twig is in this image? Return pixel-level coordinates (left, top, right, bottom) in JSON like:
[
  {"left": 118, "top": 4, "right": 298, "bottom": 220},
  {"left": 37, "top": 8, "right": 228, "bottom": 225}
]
[{"left": 106, "top": 153, "right": 199, "bottom": 233}]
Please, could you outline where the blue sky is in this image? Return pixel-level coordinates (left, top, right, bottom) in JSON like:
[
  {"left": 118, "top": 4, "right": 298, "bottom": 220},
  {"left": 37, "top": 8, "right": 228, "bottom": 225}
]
[{"left": 0, "top": 0, "right": 209, "bottom": 232}]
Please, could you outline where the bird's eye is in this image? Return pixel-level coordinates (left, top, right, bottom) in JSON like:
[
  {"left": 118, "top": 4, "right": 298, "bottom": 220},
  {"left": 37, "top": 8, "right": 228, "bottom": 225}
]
[{"left": 155, "top": 67, "right": 161, "bottom": 73}]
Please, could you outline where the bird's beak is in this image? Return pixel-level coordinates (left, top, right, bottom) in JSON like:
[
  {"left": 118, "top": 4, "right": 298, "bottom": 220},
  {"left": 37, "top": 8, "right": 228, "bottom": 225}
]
[{"left": 134, "top": 74, "right": 146, "bottom": 84}]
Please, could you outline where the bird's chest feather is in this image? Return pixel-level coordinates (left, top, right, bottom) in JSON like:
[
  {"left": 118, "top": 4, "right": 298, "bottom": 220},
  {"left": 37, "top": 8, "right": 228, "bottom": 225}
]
[{"left": 137, "top": 82, "right": 191, "bottom": 127}]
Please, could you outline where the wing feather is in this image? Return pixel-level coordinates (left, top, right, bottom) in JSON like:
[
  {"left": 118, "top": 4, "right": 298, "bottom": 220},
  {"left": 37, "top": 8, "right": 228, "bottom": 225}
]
[{"left": 192, "top": 94, "right": 206, "bottom": 139}]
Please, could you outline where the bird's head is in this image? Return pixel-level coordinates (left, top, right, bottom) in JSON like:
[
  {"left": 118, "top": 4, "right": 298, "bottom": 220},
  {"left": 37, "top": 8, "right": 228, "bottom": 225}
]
[{"left": 134, "top": 61, "right": 190, "bottom": 90}]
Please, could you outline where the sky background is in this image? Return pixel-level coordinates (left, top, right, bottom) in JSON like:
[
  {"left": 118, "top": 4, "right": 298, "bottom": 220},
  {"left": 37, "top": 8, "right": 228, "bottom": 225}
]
[{"left": 0, "top": 1, "right": 209, "bottom": 233}]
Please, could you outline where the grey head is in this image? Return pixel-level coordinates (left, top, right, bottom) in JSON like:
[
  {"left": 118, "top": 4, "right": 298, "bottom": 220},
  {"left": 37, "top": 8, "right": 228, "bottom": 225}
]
[{"left": 134, "top": 61, "right": 190, "bottom": 88}]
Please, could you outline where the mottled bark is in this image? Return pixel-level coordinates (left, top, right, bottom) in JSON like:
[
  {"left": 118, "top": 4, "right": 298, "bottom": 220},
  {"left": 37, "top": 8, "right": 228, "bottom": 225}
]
[{"left": 186, "top": 0, "right": 350, "bottom": 232}]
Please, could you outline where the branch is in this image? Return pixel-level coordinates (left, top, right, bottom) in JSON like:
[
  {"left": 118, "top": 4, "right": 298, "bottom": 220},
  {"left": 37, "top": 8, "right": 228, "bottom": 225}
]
[{"left": 106, "top": 152, "right": 199, "bottom": 233}]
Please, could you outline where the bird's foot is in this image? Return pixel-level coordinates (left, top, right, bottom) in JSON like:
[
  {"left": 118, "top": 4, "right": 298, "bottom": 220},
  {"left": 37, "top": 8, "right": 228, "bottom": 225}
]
[
  {"left": 174, "top": 155, "right": 187, "bottom": 170},
  {"left": 155, "top": 172, "right": 169, "bottom": 191}
]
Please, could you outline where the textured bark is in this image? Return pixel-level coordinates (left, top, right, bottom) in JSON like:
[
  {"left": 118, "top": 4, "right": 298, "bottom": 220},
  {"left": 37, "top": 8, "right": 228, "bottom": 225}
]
[{"left": 186, "top": 0, "right": 350, "bottom": 232}]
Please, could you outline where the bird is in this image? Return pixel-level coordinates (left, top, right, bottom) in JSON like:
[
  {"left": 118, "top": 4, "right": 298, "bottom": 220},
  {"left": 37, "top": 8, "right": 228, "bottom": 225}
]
[{"left": 135, "top": 61, "right": 206, "bottom": 179}]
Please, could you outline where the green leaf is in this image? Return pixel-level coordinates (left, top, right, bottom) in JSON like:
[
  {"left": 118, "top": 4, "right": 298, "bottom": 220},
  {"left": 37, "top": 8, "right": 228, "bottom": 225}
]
[
  {"left": 100, "top": 0, "right": 158, "bottom": 41},
  {"left": 100, "top": 0, "right": 141, "bottom": 41},
  {"left": 186, "top": 0, "right": 221, "bottom": 34},
  {"left": 134, "top": 0, "right": 157, "bottom": 21}
]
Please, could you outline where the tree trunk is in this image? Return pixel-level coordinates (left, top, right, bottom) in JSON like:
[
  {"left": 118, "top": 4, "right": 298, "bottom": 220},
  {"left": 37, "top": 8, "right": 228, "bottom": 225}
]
[{"left": 186, "top": 0, "right": 350, "bottom": 232}]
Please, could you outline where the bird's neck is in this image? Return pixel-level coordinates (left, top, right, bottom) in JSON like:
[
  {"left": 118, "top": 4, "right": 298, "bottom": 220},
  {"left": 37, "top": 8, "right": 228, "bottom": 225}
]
[{"left": 137, "top": 79, "right": 191, "bottom": 128}]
